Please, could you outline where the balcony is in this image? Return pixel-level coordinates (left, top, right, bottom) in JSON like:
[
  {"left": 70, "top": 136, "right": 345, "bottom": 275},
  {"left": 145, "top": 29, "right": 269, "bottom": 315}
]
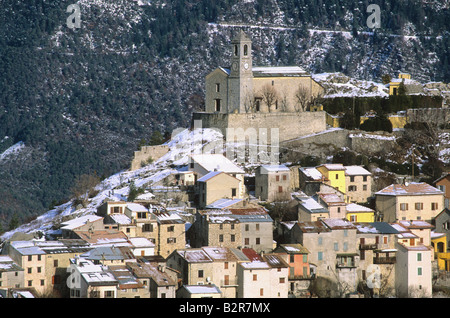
[
  {"left": 359, "top": 243, "right": 377, "bottom": 250},
  {"left": 373, "top": 256, "right": 396, "bottom": 264}
]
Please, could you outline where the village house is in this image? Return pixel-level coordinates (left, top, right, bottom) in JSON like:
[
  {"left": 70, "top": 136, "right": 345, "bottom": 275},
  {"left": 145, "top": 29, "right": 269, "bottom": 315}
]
[
  {"left": 295, "top": 194, "right": 329, "bottom": 222},
  {"left": 435, "top": 173, "right": 450, "bottom": 209},
  {"left": 273, "top": 244, "right": 312, "bottom": 297},
  {"left": 255, "top": 164, "right": 291, "bottom": 202},
  {"left": 80, "top": 245, "right": 136, "bottom": 266},
  {"left": 197, "top": 171, "right": 242, "bottom": 208},
  {"left": 354, "top": 222, "right": 399, "bottom": 297},
  {"left": 167, "top": 246, "right": 244, "bottom": 298},
  {"left": 68, "top": 257, "right": 118, "bottom": 298},
  {"left": 0, "top": 256, "right": 24, "bottom": 290},
  {"left": 154, "top": 211, "right": 187, "bottom": 258},
  {"left": 395, "top": 243, "right": 433, "bottom": 298},
  {"left": 191, "top": 207, "right": 274, "bottom": 253},
  {"left": 189, "top": 154, "right": 246, "bottom": 198},
  {"left": 344, "top": 165, "right": 372, "bottom": 203},
  {"left": 434, "top": 208, "right": 450, "bottom": 251},
  {"left": 431, "top": 231, "right": 450, "bottom": 271},
  {"left": 109, "top": 265, "right": 149, "bottom": 298},
  {"left": 345, "top": 203, "right": 376, "bottom": 223},
  {"left": 316, "top": 192, "right": 347, "bottom": 219},
  {"left": 3, "top": 240, "right": 92, "bottom": 296},
  {"left": 236, "top": 248, "right": 289, "bottom": 298},
  {"left": 316, "top": 164, "right": 347, "bottom": 194},
  {"left": 60, "top": 215, "right": 104, "bottom": 239},
  {"left": 375, "top": 182, "right": 445, "bottom": 223},
  {"left": 127, "top": 262, "right": 177, "bottom": 298}
]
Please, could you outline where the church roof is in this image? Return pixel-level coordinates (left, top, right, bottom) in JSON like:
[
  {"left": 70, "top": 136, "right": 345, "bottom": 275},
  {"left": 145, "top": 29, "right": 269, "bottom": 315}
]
[
  {"left": 253, "top": 66, "right": 310, "bottom": 77},
  {"left": 232, "top": 30, "right": 252, "bottom": 42}
]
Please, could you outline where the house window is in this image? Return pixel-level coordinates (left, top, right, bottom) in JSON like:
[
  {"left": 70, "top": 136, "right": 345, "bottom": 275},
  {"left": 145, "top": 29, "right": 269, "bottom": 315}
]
[
  {"left": 318, "top": 252, "right": 323, "bottom": 261},
  {"left": 276, "top": 175, "right": 280, "bottom": 181},
  {"left": 334, "top": 242, "right": 338, "bottom": 251},
  {"left": 214, "top": 99, "right": 221, "bottom": 112},
  {"left": 224, "top": 275, "right": 230, "bottom": 285},
  {"left": 256, "top": 238, "right": 260, "bottom": 245},
  {"left": 431, "top": 202, "right": 439, "bottom": 210},
  {"left": 234, "top": 45, "right": 238, "bottom": 56},
  {"left": 363, "top": 185, "right": 367, "bottom": 191},
  {"left": 245, "top": 224, "right": 249, "bottom": 231},
  {"left": 244, "top": 44, "right": 248, "bottom": 56},
  {"left": 28, "top": 280, "right": 32, "bottom": 287},
  {"left": 363, "top": 176, "right": 368, "bottom": 182},
  {"left": 253, "top": 274, "right": 257, "bottom": 281},
  {"left": 167, "top": 226, "right": 174, "bottom": 232},
  {"left": 231, "top": 188, "right": 237, "bottom": 197},
  {"left": 335, "top": 174, "right": 339, "bottom": 179},
  {"left": 215, "top": 83, "right": 220, "bottom": 92},
  {"left": 350, "top": 215, "right": 357, "bottom": 222},
  {"left": 278, "top": 186, "right": 283, "bottom": 193},
  {"left": 417, "top": 253, "right": 422, "bottom": 262},
  {"left": 219, "top": 234, "right": 223, "bottom": 243},
  {"left": 283, "top": 174, "right": 287, "bottom": 180},
  {"left": 279, "top": 277, "right": 285, "bottom": 283},
  {"left": 415, "top": 203, "right": 423, "bottom": 210},
  {"left": 260, "top": 289, "right": 264, "bottom": 296},
  {"left": 231, "top": 234, "right": 235, "bottom": 242},
  {"left": 198, "top": 270, "right": 204, "bottom": 278},
  {"left": 224, "top": 262, "right": 229, "bottom": 269},
  {"left": 318, "top": 237, "right": 323, "bottom": 245},
  {"left": 348, "top": 185, "right": 357, "bottom": 192},
  {"left": 28, "top": 268, "right": 32, "bottom": 274},
  {"left": 256, "top": 224, "right": 260, "bottom": 231},
  {"left": 290, "top": 255, "right": 295, "bottom": 263},
  {"left": 350, "top": 176, "right": 355, "bottom": 182},
  {"left": 104, "top": 291, "right": 114, "bottom": 298},
  {"left": 418, "top": 267, "right": 422, "bottom": 276},
  {"left": 400, "top": 203, "right": 408, "bottom": 211},
  {"left": 28, "top": 255, "right": 32, "bottom": 262},
  {"left": 245, "top": 238, "right": 250, "bottom": 245},
  {"left": 54, "top": 260, "right": 59, "bottom": 267},
  {"left": 142, "top": 224, "right": 153, "bottom": 232},
  {"left": 343, "top": 242, "right": 348, "bottom": 251}
]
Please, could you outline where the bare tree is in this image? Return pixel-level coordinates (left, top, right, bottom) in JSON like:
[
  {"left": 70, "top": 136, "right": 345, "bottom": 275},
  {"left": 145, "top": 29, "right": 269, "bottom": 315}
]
[
  {"left": 294, "top": 85, "right": 311, "bottom": 113},
  {"left": 279, "top": 89, "right": 290, "bottom": 112},
  {"left": 243, "top": 90, "right": 255, "bottom": 113},
  {"left": 70, "top": 173, "right": 100, "bottom": 207},
  {"left": 260, "top": 83, "right": 279, "bottom": 113}
]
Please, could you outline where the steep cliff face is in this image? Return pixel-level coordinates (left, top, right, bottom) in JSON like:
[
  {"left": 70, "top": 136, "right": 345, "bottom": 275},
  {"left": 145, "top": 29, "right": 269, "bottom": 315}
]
[{"left": 0, "top": 0, "right": 448, "bottom": 229}]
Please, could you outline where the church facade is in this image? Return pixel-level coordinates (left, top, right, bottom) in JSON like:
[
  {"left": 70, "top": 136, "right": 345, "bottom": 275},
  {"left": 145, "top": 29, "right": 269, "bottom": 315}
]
[{"left": 195, "top": 30, "right": 327, "bottom": 145}]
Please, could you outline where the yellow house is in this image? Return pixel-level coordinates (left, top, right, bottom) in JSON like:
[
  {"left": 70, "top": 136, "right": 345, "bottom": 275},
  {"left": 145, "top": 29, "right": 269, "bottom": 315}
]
[
  {"left": 389, "top": 73, "right": 411, "bottom": 95},
  {"left": 345, "top": 203, "right": 375, "bottom": 223},
  {"left": 316, "top": 164, "right": 346, "bottom": 194},
  {"left": 326, "top": 112, "right": 342, "bottom": 128},
  {"left": 432, "top": 232, "right": 450, "bottom": 271}
]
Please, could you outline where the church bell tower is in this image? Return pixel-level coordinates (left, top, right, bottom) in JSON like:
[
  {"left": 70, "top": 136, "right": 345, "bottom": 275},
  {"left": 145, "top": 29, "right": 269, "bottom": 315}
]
[{"left": 228, "top": 30, "right": 253, "bottom": 113}]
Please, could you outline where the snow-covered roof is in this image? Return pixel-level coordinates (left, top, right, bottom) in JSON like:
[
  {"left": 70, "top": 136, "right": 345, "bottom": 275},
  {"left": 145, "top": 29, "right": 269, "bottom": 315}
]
[
  {"left": 205, "top": 198, "right": 243, "bottom": 209},
  {"left": 259, "top": 164, "right": 290, "bottom": 174},
  {"left": 298, "top": 197, "right": 328, "bottom": 213},
  {"left": 126, "top": 203, "right": 148, "bottom": 212},
  {"left": 346, "top": 203, "right": 374, "bottom": 213},
  {"left": 345, "top": 165, "right": 371, "bottom": 176},
  {"left": 300, "top": 167, "right": 323, "bottom": 181},
  {"left": 183, "top": 284, "right": 221, "bottom": 294},
  {"left": 197, "top": 170, "right": 224, "bottom": 182},
  {"left": 191, "top": 154, "right": 244, "bottom": 174},
  {"left": 253, "top": 66, "right": 309, "bottom": 77},
  {"left": 375, "top": 182, "right": 443, "bottom": 196},
  {"left": 60, "top": 215, "right": 103, "bottom": 230}
]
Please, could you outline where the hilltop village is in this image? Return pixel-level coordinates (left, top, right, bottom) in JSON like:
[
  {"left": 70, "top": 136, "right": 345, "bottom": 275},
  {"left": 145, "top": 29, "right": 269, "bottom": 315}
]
[{"left": 0, "top": 31, "right": 449, "bottom": 299}]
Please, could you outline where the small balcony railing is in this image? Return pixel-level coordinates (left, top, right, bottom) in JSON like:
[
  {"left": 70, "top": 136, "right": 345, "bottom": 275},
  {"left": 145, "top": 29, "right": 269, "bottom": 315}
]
[
  {"left": 373, "top": 256, "right": 396, "bottom": 264},
  {"left": 359, "top": 243, "right": 377, "bottom": 250}
]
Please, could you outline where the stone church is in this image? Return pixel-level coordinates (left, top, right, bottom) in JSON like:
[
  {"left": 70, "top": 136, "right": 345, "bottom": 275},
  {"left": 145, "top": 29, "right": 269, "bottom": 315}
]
[{"left": 193, "top": 30, "right": 327, "bottom": 144}]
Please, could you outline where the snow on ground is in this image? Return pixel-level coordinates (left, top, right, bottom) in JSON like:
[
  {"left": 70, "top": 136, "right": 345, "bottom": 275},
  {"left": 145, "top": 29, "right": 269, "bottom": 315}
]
[
  {"left": 0, "top": 142, "right": 25, "bottom": 161},
  {"left": 0, "top": 128, "right": 226, "bottom": 242}
]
